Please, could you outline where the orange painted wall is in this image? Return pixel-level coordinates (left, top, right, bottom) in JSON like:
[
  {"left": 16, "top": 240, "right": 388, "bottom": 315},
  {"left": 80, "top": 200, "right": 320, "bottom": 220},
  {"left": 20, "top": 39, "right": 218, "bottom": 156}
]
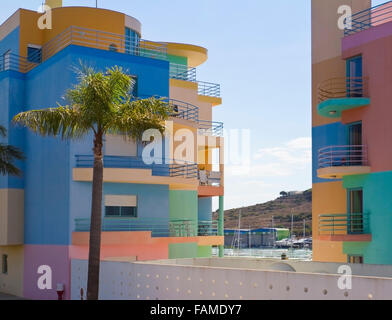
[
  {"left": 71, "top": 231, "right": 223, "bottom": 261},
  {"left": 18, "top": 7, "right": 125, "bottom": 57},
  {"left": 312, "top": 181, "right": 347, "bottom": 263}
]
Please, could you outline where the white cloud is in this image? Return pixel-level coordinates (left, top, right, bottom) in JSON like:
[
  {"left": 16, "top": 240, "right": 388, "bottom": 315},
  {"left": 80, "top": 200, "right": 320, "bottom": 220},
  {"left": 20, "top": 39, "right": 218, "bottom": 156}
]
[{"left": 218, "top": 137, "right": 312, "bottom": 210}]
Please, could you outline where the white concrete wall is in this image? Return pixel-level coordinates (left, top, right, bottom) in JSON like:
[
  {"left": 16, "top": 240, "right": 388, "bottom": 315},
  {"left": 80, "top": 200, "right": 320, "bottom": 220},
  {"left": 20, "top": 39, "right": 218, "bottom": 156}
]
[{"left": 71, "top": 258, "right": 392, "bottom": 300}]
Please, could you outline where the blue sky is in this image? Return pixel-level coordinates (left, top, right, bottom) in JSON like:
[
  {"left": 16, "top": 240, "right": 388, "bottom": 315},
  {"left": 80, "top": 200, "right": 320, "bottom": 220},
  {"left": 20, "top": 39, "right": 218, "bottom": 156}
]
[{"left": 0, "top": 1, "right": 384, "bottom": 210}]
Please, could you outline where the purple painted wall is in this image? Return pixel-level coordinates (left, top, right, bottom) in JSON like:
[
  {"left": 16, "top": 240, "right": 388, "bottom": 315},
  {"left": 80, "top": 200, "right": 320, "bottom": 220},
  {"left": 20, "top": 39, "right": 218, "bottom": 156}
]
[{"left": 23, "top": 245, "right": 71, "bottom": 300}]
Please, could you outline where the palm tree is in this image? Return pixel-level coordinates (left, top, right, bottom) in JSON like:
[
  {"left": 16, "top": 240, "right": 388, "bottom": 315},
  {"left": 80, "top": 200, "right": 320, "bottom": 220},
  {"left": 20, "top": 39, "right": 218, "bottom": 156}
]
[
  {"left": 13, "top": 65, "right": 171, "bottom": 300},
  {"left": 0, "top": 125, "right": 24, "bottom": 176}
]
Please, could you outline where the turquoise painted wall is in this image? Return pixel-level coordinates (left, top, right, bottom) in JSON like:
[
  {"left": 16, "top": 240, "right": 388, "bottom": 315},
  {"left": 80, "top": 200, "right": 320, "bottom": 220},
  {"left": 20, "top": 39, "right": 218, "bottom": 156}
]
[
  {"left": 343, "top": 171, "right": 392, "bottom": 264},
  {"left": 198, "top": 197, "right": 212, "bottom": 221},
  {"left": 167, "top": 54, "right": 187, "bottom": 66}
]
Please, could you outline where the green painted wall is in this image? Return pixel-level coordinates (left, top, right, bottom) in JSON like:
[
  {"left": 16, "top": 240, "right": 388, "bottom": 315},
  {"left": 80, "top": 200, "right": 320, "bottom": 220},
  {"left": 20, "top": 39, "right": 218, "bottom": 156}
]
[
  {"left": 167, "top": 54, "right": 188, "bottom": 66},
  {"left": 170, "top": 190, "right": 198, "bottom": 220},
  {"left": 197, "top": 245, "right": 212, "bottom": 258},
  {"left": 343, "top": 171, "right": 392, "bottom": 264},
  {"left": 169, "top": 242, "right": 198, "bottom": 259}
]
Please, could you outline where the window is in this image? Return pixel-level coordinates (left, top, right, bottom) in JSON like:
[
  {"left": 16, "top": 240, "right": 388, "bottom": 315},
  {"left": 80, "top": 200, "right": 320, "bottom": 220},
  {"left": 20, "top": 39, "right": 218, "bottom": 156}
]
[
  {"left": 2, "top": 254, "right": 8, "bottom": 274},
  {"left": 105, "top": 195, "right": 137, "bottom": 218},
  {"left": 349, "top": 255, "right": 364, "bottom": 264},
  {"left": 2, "top": 50, "right": 11, "bottom": 71},
  {"left": 27, "top": 45, "right": 42, "bottom": 63},
  {"left": 125, "top": 27, "right": 140, "bottom": 55},
  {"left": 105, "top": 206, "right": 137, "bottom": 217},
  {"left": 131, "top": 75, "right": 138, "bottom": 97},
  {"left": 348, "top": 188, "right": 364, "bottom": 234},
  {"left": 346, "top": 55, "right": 363, "bottom": 97}
]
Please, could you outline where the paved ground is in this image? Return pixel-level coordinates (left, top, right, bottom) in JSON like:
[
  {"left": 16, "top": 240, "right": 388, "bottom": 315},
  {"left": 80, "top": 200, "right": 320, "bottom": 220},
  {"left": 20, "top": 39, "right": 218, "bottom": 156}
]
[{"left": 0, "top": 292, "right": 25, "bottom": 300}]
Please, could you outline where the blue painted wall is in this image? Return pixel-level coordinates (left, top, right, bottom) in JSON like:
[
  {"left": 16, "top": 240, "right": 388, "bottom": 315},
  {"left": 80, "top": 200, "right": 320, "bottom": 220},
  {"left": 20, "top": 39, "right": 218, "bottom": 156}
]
[
  {"left": 0, "top": 26, "right": 19, "bottom": 56},
  {"left": 17, "top": 44, "right": 170, "bottom": 245},
  {"left": 343, "top": 171, "right": 392, "bottom": 264},
  {"left": 69, "top": 182, "right": 170, "bottom": 236},
  {"left": 198, "top": 197, "right": 212, "bottom": 221},
  {"left": 312, "top": 122, "right": 348, "bottom": 184},
  {"left": 0, "top": 71, "right": 26, "bottom": 189}
]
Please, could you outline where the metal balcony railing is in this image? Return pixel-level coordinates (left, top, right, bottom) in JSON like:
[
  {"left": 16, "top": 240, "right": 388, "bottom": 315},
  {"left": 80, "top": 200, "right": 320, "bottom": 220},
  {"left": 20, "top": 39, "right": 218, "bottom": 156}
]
[
  {"left": 198, "top": 120, "right": 224, "bottom": 137},
  {"left": 345, "top": 1, "right": 392, "bottom": 36},
  {"left": 198, "top": 81, "right": 221, "bottom": 98},
  {"left": 198, "top": 220, "right": 218, "bottom": 236},
  {"left": 199, "top": 170, "right": 221, "bottom": 186},
  {"left": 75, "top": 155, "right": 198, "bottom": 179},
  {"left": 169, "top": 63, "right": 196, "bottom": 82},
  {"left": 167, "top": 99, "right": 199, "bottom": 122},
  {"left": 318, "top": 213, "right": 370, "bottom": 235},
  {"left": 318, "top": 145, "right": 368, "bottom": 169},
  {"left": 74, "top": 218, "right": 217, "bottom": 237},
  {"left": 318, "top": 77, "right": 368, "bottom": 103},
  {"left": 0, "top": 26, "right": 167, "bottom": 74},
  {"left": 136, "top": 96, "right": 199, "bottom": 122}
]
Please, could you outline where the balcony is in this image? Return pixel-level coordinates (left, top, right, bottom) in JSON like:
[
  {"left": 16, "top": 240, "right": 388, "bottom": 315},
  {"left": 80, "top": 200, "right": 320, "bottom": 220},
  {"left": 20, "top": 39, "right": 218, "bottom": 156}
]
[
  {"left": 345, "top": 1, "right": 392, "bottom": 37},
  {"left": 317, "top": 145, "right": 370, "bottom": 179},
  {"left": 198, "top": 81, "right": 221, "bottom": 98},
  {"left": 75, "top": 155, "right": 198, "bottom": 179},
  {"left": 74, "top": 217, "right": 218, "bottom": 237},
  {"left": 318, "top": 213, "right": 371, "bottom": 242},
  {"left": 169, "top": 63, "right": 196, "bottom": 82},
  {"left": 198, "top": 120, "right": 224, "bottom": 137},
  {"left": 168, "top": 99, "right": 199, "bottom": 122},
  {"left": 317, "top": 77, "right": 370, "bottom": 118},
  {"left": 0, "top": 25, "right": 167, "bottom": 74}
]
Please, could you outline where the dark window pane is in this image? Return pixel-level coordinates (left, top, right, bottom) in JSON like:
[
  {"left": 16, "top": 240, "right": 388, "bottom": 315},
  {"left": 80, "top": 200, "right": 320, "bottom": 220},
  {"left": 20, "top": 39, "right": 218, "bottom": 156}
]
[
  {"left": 105, "top": 206, "right": 120, "bottom": 216},
  {"left": 27, "top": 47, "right": 42, "bottom": 63},
  {"left": 120, "top": 207, "right": 137, "bottom": 217}
]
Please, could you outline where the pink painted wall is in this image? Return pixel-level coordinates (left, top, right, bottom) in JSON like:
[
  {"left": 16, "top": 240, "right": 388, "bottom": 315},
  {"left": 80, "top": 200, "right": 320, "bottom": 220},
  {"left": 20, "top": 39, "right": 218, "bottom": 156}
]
[
  {"left": 23, "top": 245, "right": 71, "bottom": 300},
  {"left": 342, "top": 27, "right": 392, "bottom": 173}
]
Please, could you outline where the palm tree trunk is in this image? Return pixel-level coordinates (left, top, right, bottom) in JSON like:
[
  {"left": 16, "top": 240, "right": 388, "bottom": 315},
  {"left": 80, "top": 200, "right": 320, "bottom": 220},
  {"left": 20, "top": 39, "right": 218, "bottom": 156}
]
[{"left": 87, "top": 132, "right": 104, "bottom": 300}]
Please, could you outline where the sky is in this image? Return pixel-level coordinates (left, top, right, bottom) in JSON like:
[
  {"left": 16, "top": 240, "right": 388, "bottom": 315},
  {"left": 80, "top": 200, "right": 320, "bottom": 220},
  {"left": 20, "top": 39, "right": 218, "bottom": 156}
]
[{"left": 0, "top": 0, "right": 384, "bottom": 210}]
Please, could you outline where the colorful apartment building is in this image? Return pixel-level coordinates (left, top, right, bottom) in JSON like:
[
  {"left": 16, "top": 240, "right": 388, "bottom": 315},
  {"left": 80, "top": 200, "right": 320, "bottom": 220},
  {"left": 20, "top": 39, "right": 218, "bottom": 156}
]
[
  {"left": 0, "top": 1, "right": 224, "bottom": 299},
  {"left": 312, "top": 0, "right": 392, "bottom": 265}
]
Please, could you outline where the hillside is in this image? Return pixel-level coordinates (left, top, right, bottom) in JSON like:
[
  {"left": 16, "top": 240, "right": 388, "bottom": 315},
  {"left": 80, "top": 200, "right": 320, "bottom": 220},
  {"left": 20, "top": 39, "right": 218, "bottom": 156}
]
[{"left": 213, "top": 189, "right": 312, "bottom": 237}]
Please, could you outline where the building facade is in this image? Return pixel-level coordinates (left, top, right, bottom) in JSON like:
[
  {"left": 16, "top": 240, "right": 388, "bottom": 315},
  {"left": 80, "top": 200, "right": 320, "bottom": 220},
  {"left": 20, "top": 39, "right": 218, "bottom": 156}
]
[
  {"left": 312, "top": 0, "right": 392, "bottom": 264},
  {"left": 0, "top": 1, "right": 224, "bottom": 299}
]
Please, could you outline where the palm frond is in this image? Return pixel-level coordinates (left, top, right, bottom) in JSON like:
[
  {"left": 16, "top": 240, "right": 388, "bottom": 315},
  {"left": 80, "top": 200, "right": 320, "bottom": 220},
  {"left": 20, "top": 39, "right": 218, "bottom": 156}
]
[
  {"left": 0, "top": 125, "right": 6, "bottom": 137},
  {"left": 0, "top": 144, "right": 24, "bottom": 176},
  {"left": 13, "top": 106, "right": 91, "bottom": 139},
  {"left": 107, "top": 97, "right": 171, "bottom": 139}
]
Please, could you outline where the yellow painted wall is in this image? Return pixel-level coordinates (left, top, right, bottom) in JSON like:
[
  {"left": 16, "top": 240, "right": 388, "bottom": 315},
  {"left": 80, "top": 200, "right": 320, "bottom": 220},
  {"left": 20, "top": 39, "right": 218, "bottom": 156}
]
[{"left": 0, "top": 246, "right": 24, "bottom": 297}]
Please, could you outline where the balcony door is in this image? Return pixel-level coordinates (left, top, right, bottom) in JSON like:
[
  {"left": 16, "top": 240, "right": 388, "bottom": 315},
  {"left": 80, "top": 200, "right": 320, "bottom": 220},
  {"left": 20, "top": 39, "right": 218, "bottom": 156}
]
[
  {"left": 348, "top": 188, "right": 363, "bottom": 234},
  {"left": 348, "top": 122, "right": 362, "bottom": 166},
  {"left": 346, "top": 56, "right": 363, "bottom": 97}
]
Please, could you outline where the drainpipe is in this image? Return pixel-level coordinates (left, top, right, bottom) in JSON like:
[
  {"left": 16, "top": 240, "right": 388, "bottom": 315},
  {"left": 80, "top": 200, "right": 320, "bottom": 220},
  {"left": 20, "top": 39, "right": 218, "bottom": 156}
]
[{"left": 218, "top": 196, "right": 224, "bottom": 257}]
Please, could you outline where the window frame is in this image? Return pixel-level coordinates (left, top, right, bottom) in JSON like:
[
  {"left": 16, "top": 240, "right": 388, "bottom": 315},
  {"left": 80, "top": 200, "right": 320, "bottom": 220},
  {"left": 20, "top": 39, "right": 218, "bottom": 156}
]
[{"left": 2, "top": 254, "right": 8, "bottom": 274}]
